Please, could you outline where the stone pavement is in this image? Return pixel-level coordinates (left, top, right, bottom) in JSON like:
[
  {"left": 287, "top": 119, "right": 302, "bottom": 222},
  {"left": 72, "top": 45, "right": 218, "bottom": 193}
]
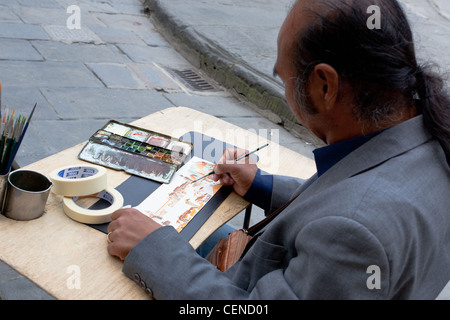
[{"left": 0, "top": 0, "right": 449, "bottom": 300}]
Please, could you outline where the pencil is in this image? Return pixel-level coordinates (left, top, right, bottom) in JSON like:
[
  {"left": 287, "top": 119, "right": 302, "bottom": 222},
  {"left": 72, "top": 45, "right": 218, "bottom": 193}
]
[{"left": 190, "top": 143, "right": 269, "bottom": 183}]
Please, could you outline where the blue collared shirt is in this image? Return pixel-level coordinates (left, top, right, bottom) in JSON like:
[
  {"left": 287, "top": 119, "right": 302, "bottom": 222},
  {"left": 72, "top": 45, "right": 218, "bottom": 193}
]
[{"left": 244, "top": 131, "right": 382, "bottom": 210}]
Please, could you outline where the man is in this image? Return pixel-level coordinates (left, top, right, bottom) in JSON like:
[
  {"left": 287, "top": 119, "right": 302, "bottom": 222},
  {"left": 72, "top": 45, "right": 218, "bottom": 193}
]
[{"left": 107, "top": 0, "right": 450, "bottom": 299}]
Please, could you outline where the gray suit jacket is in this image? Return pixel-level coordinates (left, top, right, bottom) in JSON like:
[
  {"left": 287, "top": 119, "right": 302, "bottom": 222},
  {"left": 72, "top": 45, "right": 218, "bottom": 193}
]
[{"left": 123, "top": 115, "right": 450, "bottom": 299}]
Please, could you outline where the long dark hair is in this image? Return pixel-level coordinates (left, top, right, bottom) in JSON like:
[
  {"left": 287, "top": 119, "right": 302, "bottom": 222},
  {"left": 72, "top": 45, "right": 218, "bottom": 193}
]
[{"left": 292, "top": 0, "right": 450, "bottom": 165}]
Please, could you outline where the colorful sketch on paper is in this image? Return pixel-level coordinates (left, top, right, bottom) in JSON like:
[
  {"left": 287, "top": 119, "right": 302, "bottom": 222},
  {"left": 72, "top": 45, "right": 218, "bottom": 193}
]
[{"left": 135, "top": 156, "right": 222, "bottom": 232}]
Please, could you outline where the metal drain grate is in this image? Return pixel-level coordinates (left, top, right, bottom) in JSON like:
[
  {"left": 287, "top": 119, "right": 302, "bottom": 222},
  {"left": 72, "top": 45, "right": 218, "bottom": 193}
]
[
  {"left": 44, "top": 25, "right": 104, "bottom": 44},
  {"left": 163, "top": 67, "right": 221, "bottom": 93}
]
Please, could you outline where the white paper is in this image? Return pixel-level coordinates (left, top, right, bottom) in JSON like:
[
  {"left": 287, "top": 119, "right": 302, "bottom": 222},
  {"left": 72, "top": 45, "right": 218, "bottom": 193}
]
[{"left": 135, "top": 156, "right": 222, "bottom": 232}]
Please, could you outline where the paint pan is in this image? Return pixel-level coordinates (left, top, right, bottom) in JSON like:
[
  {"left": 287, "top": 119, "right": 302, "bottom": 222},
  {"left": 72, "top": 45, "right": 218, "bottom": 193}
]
[{"left": 78, "top": 120, "right": 193, "bottom": 183}]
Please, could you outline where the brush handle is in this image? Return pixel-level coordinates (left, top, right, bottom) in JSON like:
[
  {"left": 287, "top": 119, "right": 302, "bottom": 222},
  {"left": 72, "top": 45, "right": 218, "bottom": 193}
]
[
  {"left": 191, "top": 171, "right": 215, "bottom": 183},
  {"left": 4, "top": 123, "right": 28, "bottom": 174},
  {"left": 234, "top": 143, "right": 269, "bottom": 161}
]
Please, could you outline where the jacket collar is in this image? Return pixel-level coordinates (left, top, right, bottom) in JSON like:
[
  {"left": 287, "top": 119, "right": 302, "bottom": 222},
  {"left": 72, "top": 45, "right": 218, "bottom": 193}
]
[
  {"left": 313, "top": 129, "right": 383, "bottom": 177},
  {"left": 293, "top": 115, "right": 432, "bottom": 198}
]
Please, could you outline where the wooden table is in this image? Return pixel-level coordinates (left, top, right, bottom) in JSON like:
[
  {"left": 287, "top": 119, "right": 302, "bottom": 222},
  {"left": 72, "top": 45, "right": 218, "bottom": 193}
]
[{"left": 0, "top": 107, "right": 316, "bottom": 299}]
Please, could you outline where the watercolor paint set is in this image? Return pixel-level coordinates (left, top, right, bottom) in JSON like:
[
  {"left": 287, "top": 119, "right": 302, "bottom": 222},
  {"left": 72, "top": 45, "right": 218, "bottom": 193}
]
[{"left": 78, "top": 120, "right": 193, "bottom": 184}]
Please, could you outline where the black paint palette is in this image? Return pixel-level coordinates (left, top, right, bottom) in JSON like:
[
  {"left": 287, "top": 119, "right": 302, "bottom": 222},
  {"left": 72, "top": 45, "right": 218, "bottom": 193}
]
[{"left": 78, "top": 120, "right": 193, "bottom": 184}]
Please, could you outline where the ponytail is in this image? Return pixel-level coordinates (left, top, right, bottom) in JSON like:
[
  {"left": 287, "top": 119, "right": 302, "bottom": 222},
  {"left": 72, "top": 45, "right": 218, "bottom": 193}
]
[{"left": 415, "top": 66, "right": 450, "bottom": 166}]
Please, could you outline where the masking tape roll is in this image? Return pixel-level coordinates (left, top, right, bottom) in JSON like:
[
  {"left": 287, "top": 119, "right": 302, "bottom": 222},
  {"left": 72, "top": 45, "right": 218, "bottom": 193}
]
[
  {"left": 50, "top": 165, "right": 107, "bottom": 197},
  {"left": 62, "top": 188, "right": 124, "bottom": 224}
]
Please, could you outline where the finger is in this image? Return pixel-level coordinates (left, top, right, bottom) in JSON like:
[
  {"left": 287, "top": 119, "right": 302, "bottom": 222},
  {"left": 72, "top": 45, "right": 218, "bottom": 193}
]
[
  {"left": 211, "top": 173, "right": 220, "bottom": 182},
  {"left": 212, "top": 164, "right": 232, "bottom": 180},
  {"left": 106, "top": 228, "right": 129, "bottom": 260},
  {"left": 106, "top": 230, "right": 114, "bottom": 243},
  {"left": 225, "top": 148, "right": 239, "bottom": 164},
  {"left": 107, "top": 242, "right": 125, "bottom": 260},
  {"left": 108, "top": 209, "right": 130, "bottom": 233},
  {"left": 212, "top": 172, "right": 231, "bottom": 183},
  {"left": 108, "top": 210, "right": 125, "bottom": 233},
  {"left": 217, "top": 148, "right": 248, "bottom": 165},
  {"left": 107, "top": 219, "right": 116, "bottom": 233},
  {"left": 111, "top": 207, "right": 141, "bottom": 221},
  {"left": 111, "top": 208, "right": 127, "bottom": 220},
  {"left": 220, "top": 173, "right": 235, "bottom": 186},
  {"left": 214, "top": 161, "right": 242, "bottom": 177},
  {"left": 216, "top": 148, "right": 232, "bottom": 165}
]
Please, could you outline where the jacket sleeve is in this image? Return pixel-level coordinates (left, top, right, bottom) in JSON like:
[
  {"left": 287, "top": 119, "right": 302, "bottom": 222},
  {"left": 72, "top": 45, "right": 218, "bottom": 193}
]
[
  {"left": 122, "top": 226, "right": 251, "bottom": 299},
  {"left": 269, "top": 174, "right": 308, "bottom": 213},
  {"left": 242, "top": 170, "right": 307, "bottom": 214},
  {"left": 122, "top": 215, "right": 390, "bottom": 300}
]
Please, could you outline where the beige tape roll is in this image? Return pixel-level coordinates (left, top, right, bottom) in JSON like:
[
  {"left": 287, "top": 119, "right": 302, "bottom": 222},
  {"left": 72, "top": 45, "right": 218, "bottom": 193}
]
[
  {"left": 62, "top": 188, "right": 124, "bottom": 224},
  {"left": 50, "top": 165, "right": 107, "bottom": 197}
]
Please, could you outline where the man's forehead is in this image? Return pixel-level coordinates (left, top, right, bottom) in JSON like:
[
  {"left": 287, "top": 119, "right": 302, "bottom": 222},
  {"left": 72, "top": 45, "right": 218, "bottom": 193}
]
[
  {"left": 277, "top": 1, "right": 304, "bottom": 56},
  {"left": 278, "top": 0, "right": 312, "bottom": 44},
  {"left": 275, "top": 1, "right": 305, "bottom": 77},
  {"left": 283, "top": 1, "right": 304, "bottom": 30}
]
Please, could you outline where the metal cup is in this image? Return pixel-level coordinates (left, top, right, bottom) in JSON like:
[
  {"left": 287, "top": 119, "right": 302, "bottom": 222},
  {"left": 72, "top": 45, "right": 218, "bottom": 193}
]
[{"left": 3, "top": 169, "right": 53, "bottom": 221}]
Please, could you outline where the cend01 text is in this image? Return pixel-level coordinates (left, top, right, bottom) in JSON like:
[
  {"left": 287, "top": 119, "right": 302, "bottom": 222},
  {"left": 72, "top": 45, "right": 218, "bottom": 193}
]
[{"left": 224, "top": 304, "right": 269, "bottom": 315}]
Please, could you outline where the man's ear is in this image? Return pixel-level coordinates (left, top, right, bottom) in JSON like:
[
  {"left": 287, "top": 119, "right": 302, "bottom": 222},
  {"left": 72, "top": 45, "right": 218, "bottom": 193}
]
[{"left": 308, "top": 63, "right": 339, "bottom": 112}]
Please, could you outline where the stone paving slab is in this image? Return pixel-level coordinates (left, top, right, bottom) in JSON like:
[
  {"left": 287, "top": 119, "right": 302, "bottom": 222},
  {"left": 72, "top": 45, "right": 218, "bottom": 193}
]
[
  {"left": 0, "top": 6, "right": 22, "bottom": 23},
  {"left": 1, "top": 87, "right": 60, "bottom": 120},
  {"left": 0, "top": 61, "right": 103, "bottom": 88},
  {"left": 0, "top": 22, "right": 50, "bottom": 40},
  {"left": 0, "top": 39, "right": 44, "bottom": 61},
  {"left": 117, "top": 43, "right": 191, "bottom": 66},
  {"left": 31, "top": 41, "right": 130, "bottom": 63},
  {"left": 87, "top": 62, "right": 146, "bottom": 89},
  {"left": 88, "top": 25, "right": 147, "bottom": 45},
  {"left": 40, "top": 87, "right": 173, "bottom": 120},
  {"left": 17, "top": 0, "right": 62, "bottom": 9},
  {"left": 130, "top": 64, "right": 184, "bottom": 92}
]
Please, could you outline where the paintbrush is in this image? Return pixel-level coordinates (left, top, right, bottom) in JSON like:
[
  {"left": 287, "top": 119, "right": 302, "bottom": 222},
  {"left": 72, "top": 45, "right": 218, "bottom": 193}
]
[
  {"left": 190, "top": 143, "right": 269, "bottom": 184},
  {"left": 0, "top": 112, "right": 16, "bottom": 174},
  {"left": 4, "top": 115, "right": 26, "bottom": 172},
  {"left": 190, "top": 171, "right": 215, "bottom": 184},
  {"left": 4, "top": 103, "right": 37, "bottom": 174},
  {"left": 0, "top": 111, "right": 13, "bottom": 171},
  {"left": 0, "top": 110, "right": 8, "bottom": 166}
]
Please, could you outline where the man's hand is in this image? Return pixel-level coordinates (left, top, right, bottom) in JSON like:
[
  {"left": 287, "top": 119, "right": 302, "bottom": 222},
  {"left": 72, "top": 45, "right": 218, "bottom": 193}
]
[
  {"left": 107, "top": 208, "right": 162, "bottom": 260},
  {"left": 212, "top": 148, "right": 258, "bottom": 197}
]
